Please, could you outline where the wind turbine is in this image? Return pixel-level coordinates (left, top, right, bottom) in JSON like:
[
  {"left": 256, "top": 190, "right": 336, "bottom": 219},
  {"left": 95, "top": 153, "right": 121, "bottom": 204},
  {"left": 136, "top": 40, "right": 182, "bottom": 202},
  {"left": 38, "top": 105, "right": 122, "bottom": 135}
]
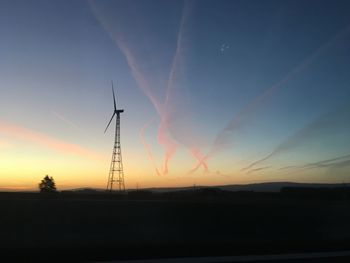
[{"left": 105, "top": 81, "right": 125, "bottom": 191}]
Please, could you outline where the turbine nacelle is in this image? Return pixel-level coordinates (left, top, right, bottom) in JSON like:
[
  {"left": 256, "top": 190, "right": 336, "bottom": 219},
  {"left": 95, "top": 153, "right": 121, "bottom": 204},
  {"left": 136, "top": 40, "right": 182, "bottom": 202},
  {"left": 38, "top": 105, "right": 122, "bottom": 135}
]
[{"left": 115, "top": 109, "right": 124, "bottom": 114}]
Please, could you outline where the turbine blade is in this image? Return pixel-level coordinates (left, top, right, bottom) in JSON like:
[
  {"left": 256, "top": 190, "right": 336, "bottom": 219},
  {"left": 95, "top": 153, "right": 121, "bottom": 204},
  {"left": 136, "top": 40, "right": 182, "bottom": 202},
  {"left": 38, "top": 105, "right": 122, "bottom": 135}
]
[
  {"left": 112, "top": 81, "right": 117, "bottom": 111},
  {"left": 104, "top": 112, "right": 116, "bottom": 133}
]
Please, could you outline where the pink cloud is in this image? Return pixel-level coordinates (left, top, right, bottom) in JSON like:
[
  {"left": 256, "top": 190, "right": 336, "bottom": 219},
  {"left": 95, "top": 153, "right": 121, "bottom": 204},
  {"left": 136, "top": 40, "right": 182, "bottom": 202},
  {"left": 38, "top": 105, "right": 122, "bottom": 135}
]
[{"left": 0, "top": 120, "right": 103, "bottom": 161}]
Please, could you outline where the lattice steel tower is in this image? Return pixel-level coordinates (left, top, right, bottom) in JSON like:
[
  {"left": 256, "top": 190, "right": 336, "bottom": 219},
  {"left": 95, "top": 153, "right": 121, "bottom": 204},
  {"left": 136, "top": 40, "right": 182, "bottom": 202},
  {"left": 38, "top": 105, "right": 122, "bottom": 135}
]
[{"left": 104, "top": 82, "right": 125, "bottom": 191}]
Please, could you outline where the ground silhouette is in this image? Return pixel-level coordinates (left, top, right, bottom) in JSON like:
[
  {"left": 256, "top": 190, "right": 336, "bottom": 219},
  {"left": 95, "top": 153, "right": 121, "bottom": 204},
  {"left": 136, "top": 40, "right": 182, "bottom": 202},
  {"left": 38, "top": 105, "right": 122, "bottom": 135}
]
[{"left": 0, "top": 185, "right": 350, "bottom": 261}]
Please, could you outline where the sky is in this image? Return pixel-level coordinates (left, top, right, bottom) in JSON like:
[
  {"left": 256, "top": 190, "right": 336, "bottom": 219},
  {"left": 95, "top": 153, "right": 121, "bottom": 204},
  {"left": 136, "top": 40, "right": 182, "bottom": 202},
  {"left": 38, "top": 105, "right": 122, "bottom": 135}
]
[{"left": 0, "top": 0, "right": 350, "bottom": 191}]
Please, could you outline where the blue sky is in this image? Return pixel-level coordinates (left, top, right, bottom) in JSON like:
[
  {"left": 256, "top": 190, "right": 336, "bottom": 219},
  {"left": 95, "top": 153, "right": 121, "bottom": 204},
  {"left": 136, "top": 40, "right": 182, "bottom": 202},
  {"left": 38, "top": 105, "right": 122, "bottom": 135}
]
[{"left": 0, "top": 0, "right": 350, "bottom": 190}]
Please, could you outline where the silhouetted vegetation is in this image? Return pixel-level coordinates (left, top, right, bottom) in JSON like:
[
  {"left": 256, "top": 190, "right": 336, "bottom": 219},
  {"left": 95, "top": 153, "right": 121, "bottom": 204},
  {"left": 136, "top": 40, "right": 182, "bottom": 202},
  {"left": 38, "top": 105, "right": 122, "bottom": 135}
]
[{"left": 38, "top": 175, "right": 57, "bottom": 193}]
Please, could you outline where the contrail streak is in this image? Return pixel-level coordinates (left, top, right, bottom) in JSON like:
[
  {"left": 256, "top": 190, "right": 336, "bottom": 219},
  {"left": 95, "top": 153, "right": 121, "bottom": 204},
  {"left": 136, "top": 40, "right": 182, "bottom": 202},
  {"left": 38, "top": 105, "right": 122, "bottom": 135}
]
[
  {"left": 160, "top": 1, "right": 189, "bottom": 174},
  {"left": 278, "top": 165, "right": 298, "bottom": 171},
  {"left": 156, "top": 1, "right": 191, "bottom": 174},
  {"left": 89, "top": 1, "right": 162, "bottom": 116},
  {"left": 243, "top": 105, "right": 350, "bottom": 172},
  {"left": 246, "top": 166, "right": 270, "bottom": 175},
  {"left": 280, "top": 153, "right": 350, "bottom": 174},
  {"left": 191, "top": 24, "right": 350, "bottom": 173},
  {"left": 330, "top": 159, "right": 350, "bottom": 170},
  {"left": 112, "top": 37, "right": 163, "bottom": 116},
  {"left": 164, "top": 1, "right": 191, "bottom": 108},
  {"left": 242, "top": 154, "right": 274, "bottom": 171},
  {"left": 139, "top": 119, "right": 161, "bottom": 176},
  {"left": 116, "top": 36, "right": 178, "bottom": 174},
  {"left": 157, "top": 122, "right": 177, "bottom": 174},
  {"left": 302, "top": 154, "right": 350, "bottom": 170},
  {"left": 163, "top": 0, "right": 208, "bottom": 172},
  {"left": 115, "top": 35, "right": 180, "bottom": 174},
  {"left": 189, "top": 147, "right": 209, "bottom": 172},
  {"left": 51, "top": 110, "right": 81, "bottom": 131}
]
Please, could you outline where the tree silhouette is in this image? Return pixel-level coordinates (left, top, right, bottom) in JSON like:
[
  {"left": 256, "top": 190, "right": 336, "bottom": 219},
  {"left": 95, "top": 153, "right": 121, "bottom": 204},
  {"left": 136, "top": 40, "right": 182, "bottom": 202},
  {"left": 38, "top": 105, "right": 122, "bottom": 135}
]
[{"left": 39, "top": 175, "right": 57, "bottom": 193}]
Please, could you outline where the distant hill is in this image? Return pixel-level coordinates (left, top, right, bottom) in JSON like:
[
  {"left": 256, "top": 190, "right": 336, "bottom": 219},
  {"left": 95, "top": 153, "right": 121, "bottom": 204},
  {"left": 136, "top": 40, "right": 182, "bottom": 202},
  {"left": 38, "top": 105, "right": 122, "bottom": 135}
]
[
  {"left": 0, "top": 188, "right": 36, "bottom": 193},
  {"left": 216, "top": 182, "right": 350, "bottom": 192},
  {"left": 62, "top": 182, "right": 350, "bottom": 194},
  {"left": 135, "top": 182, "right": 350, "bottom": 193}
]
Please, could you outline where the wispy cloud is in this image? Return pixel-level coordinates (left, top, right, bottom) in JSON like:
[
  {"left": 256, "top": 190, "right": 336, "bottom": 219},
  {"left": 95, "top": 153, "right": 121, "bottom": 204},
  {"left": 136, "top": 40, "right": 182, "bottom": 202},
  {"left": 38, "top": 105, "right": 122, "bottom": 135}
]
[{"left": 0, "top": 120, "right": 103, "bottom": 161}]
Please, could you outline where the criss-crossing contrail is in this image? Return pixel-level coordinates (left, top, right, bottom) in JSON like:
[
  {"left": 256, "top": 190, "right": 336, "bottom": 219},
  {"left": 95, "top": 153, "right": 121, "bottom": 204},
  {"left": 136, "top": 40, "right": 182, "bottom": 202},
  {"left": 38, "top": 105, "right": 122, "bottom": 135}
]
[
  {"left": 191, "top": 24, "right": 350, "bottom": 174},
  {"left": 90, "top": 0, "right": 208, "bottom": 175}
]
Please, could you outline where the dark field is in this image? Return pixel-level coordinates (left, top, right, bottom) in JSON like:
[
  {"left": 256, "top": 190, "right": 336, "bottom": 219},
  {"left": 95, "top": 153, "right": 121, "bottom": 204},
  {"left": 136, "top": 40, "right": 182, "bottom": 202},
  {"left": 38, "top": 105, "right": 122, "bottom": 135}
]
[{"left": 1, "top": 191, "right": 350, "bottom": 262}]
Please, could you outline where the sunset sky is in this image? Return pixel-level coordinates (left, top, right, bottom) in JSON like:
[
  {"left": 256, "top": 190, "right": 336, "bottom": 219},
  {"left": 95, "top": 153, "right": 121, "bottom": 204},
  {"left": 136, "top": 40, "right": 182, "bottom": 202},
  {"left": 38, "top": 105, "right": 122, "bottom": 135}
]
[{"left": 1, "top": 0, "right": 350, "bottom": 191}]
